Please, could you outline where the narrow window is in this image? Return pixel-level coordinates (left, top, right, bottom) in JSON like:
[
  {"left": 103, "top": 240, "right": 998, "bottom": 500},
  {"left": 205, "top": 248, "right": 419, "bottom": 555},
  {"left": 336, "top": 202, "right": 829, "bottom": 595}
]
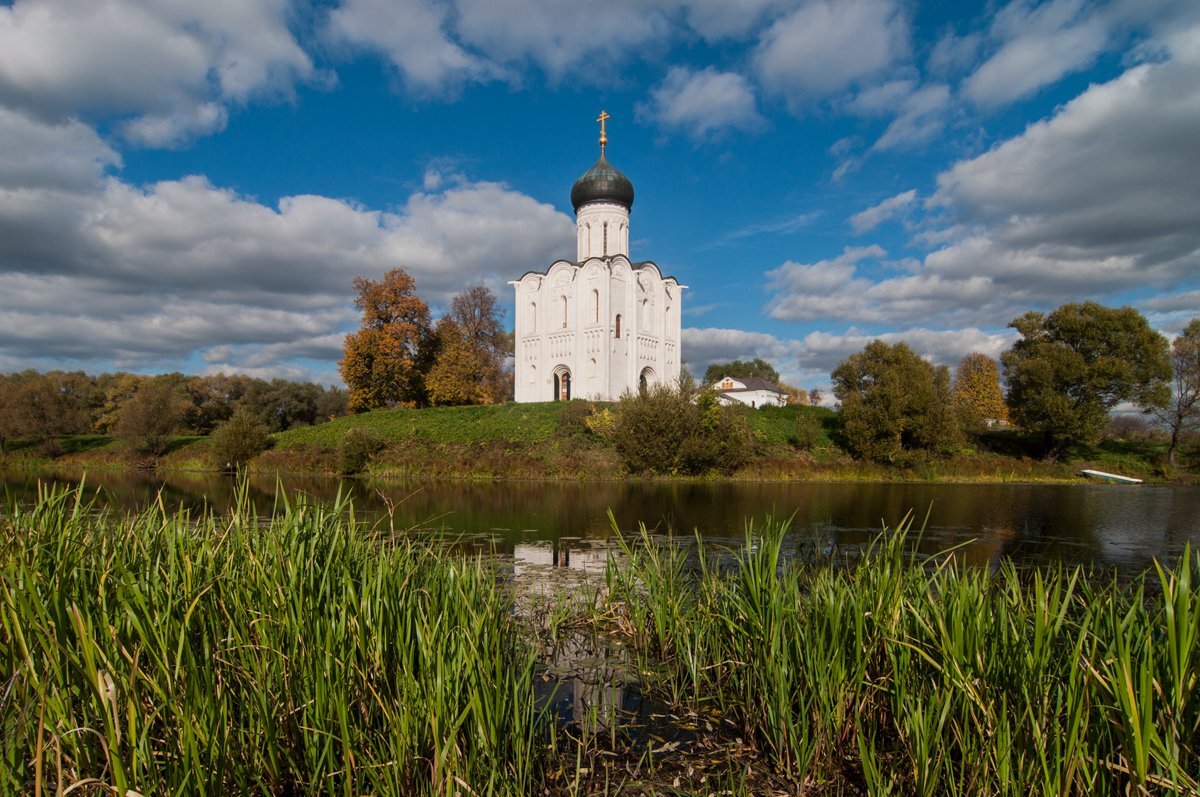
[
  {"left": 603, "top": 222, "right": 608, "bottom": 256},
  {"left": 614, "top": 313, "right": 622, "bottom": 338},
  {"left": 592, "top": 289, "right": 599, "bottom": 323},
  {"left": 530, "top": 301, "right": 537, "bottom": 333},
  {"left": 561, "top": 295, "right": 568, "bottom": 328}
]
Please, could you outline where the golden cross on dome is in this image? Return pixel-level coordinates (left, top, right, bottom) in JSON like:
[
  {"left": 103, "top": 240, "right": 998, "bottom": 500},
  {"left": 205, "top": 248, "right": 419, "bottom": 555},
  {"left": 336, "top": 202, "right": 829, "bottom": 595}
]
[{"left": 597, "top": 110, "right": 610, "bottom": 151}]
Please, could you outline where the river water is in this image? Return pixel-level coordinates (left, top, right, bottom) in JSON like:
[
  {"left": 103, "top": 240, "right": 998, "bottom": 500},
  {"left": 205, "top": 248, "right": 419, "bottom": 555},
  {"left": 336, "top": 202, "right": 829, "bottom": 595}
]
[{"left": 3, "top": 468, "right": 1198, "bottom": 572}]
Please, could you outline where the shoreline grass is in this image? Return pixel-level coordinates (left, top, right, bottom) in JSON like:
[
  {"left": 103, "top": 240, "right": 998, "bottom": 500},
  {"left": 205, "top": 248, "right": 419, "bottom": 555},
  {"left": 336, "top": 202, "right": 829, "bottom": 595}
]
[
  {"left": 3, "top": 488, "right": 1198, "bottom": 794},
  {"left": 602, "top": 515, "right": 1200, "bottom": 795},
  {"left": 1, "top": 484, "right": 546, "bottom": 795}
]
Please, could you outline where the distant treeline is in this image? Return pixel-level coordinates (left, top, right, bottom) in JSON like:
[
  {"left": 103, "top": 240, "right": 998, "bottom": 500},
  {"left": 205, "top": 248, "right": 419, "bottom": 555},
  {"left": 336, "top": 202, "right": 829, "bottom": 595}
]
[{"left": 0, "top": 370, "right": 347, "bottom": 448}]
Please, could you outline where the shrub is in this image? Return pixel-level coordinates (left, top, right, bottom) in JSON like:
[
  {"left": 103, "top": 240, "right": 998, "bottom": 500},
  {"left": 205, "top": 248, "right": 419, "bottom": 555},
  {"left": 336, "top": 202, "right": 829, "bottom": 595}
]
[
  {"left": 556, "top": 399, "right": 598, "bottom": 440},
  {"left": 792, "top": 411, "right": 823, "bottom": 450},
  {"left": 609, "top": 378, "right": 758, "bottom": 475},
  {"left": 209, "top": 409, "right": 272, "bottom": 472},
  {"left": 338, "top": 427, "right": 385, "bottom": 475}
]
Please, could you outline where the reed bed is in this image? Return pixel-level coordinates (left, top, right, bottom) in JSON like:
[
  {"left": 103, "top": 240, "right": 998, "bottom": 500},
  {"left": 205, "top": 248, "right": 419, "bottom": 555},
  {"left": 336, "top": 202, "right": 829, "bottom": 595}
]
[
  {"left": 0, "top": 483, "right": 544, "bottom": 796},
  {"left": 603, "top": 516, "right": 1200, "bottom": 795}
]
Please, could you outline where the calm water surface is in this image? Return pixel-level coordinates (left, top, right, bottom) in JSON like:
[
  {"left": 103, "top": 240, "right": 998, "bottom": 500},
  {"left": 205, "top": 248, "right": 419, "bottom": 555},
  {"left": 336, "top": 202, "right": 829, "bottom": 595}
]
[{"left": 4, "top": 468, "right": 1199, "bottom": 572}]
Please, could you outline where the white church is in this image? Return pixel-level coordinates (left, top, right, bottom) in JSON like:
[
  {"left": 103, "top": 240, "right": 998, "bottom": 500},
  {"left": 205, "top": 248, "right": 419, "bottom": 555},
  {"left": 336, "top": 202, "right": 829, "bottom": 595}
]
[{"left": 510, "top": 113, "right": 685, "bottom": 402}]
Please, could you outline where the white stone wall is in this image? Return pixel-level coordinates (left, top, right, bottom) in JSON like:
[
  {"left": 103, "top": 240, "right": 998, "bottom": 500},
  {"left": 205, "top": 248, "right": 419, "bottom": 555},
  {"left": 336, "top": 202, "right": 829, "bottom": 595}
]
[
  {"left": 510, "top": 256, "right": 683, "bottom": 402},
  {"left": 575, "top": 202, "right": 630, "bottom": 260},
  {"left": 716, "top": 390, "right": 787, "bottom": 408}
]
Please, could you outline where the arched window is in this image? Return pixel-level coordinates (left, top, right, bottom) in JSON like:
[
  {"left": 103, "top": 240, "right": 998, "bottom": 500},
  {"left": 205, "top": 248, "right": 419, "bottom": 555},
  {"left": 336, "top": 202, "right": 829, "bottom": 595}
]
[
  {"left": 592, "top": 289, "right": 599, "bottom": 323},
  {"left": 529, "top": 301, "right": 537, "bottom": 333},
  {"left": 561, "top": 295, "right": 568, "bottom": 328},
  {"left": 614, "top": 313, "right": 622, "bottom": 338}
]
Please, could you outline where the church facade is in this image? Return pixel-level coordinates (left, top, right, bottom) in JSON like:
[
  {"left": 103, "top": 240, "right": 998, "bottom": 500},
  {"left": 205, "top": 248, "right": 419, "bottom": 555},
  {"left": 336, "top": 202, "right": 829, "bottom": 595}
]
[{"left": 510, "top": 114, "right": 685, "bottom": 402}]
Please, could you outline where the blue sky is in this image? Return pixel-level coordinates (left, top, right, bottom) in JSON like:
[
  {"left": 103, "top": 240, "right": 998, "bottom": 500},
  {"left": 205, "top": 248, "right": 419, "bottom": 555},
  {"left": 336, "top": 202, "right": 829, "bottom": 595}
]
[{"left": 1, "top": 0, "right": 1197, "bottom": 395}]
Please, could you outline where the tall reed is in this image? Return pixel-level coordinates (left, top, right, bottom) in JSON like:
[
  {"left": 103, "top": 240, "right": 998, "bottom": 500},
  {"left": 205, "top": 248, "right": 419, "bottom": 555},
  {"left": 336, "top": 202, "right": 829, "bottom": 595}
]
[
  {"left": 604, "top": 514, "right": 1200, "bottom": 795},
  {"left": 0, "top": 482, "right": 545, "bottom": 795}
]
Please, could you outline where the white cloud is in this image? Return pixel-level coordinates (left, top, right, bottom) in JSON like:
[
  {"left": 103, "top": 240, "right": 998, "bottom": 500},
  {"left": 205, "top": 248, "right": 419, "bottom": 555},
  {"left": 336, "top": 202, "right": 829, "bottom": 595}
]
[
  {"left": 872, "top": 84, "right": 949, "bottom": 151},
  {"left": 452, "top": 0, "right": 670, "bottom": 81},
  {"left": 927, "top": 30, "right": 982, "bottom": 77},
  {"left": 963, "top": 0, "right": 1110, "bottom": 107},
  {"left": 678, "top": 0, "right": 787, "bottom": 40},
  {"left": 642, "top": 66, "right": 765, "bottom": 140},
  {"left": 753, "top": 0, "right": 909, "bottom": 108},
  {"left": 0, "top": 109, "right": 575, "bottom": 376},
  {"left": 931, "top": 26, "right": 1200, "bottom": 296},
  {"left": 0, "top": 107, "right": 119, "bottom": 190},
  {"left": 0, "top": 0, "right": 313, "bottom": 145},
  {"left": 849, "top": 189, "right": 917, "bottom": 233},
  {"left": 326, "top": 0, "right": 498, "bottom": 95}
]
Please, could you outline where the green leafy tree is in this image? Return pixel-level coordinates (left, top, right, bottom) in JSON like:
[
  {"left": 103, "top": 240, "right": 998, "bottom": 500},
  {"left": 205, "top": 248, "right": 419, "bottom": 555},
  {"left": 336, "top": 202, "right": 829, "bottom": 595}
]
[
  {"left": 208, "top": 408, "right": 271, "bottom": 472},
  {"left": 339, "top": 268, "right": 434, "bottom": 412},
  {"left": 608, "top": 376, "right": 758, "bottom": 475},
  {"left": 703, "top": 358, "right": 781, "bottom": 386},
  {"left": 1001, "top": 302, "right": 1171, "bottom": 459},
  {"left": 952, "top": 353, "right": 1008, "bottom": 432},
  {"left": 832, "top": 340, "right": 961, "bottom": 465},
  {"left": 427, "top": 284, "right": 509, "bottom": 405},
  {"left": 1153, "top": 318, "right": 1200, "bottom": 467}
]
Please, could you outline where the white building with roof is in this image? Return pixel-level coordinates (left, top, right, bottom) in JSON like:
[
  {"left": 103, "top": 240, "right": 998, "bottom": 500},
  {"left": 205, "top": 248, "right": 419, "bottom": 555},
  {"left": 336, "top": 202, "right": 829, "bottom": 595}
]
[
  {"left": 712, "top": 376, "right": 788, "bottom": 408},
  {"left": 510, "top": 113, "right": 685, "bottom": 402}
]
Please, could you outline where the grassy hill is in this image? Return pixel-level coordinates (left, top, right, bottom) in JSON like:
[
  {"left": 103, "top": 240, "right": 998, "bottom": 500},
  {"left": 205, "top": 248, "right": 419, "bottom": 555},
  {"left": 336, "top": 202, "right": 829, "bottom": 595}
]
[{"left": 274, "top": 402, "right": 570, "bottom": 447}]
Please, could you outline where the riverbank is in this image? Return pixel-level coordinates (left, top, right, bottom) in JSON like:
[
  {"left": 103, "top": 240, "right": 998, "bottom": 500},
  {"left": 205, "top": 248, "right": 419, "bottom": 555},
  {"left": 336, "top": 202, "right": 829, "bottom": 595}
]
[
  {"left": 1, "top": 401, "right": 1191, "bottom": 484},
  {"left": 3, "top": 488, "right": 1196, "bottom": 794}
]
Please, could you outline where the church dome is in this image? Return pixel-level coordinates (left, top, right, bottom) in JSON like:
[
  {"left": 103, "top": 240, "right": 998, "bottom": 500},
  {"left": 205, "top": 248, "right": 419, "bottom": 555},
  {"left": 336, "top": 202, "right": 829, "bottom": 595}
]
[{"left": 570, "top": 151, "right": 634, "bottom": 213}]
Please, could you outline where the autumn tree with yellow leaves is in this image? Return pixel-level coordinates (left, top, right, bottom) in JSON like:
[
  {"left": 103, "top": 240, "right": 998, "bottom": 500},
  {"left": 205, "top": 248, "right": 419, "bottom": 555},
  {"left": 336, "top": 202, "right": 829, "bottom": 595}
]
[
  {"left": 426, "top": 284, "right": 510, "bottom": 406},
  {"left": 952, "top": 352, "right": 1008, "bottom": 432},
  {"left": 339, "top": 268, "right": 434, "bottom": 413}
]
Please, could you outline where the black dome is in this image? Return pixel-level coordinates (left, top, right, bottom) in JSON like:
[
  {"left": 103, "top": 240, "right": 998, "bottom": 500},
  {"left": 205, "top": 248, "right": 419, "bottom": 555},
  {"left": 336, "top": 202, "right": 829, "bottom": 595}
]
[{"left": 570, "top": 151, "right": 634, "bottom": 213}]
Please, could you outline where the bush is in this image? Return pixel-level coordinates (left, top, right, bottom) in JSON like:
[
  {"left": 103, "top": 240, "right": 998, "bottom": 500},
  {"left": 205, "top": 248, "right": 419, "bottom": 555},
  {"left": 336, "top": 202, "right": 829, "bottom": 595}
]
[
  {"left": 556, "top": 399, "right": 599, "bottom": 440},
  {"left": 209, "top": 409, "right": 272, "bottom": 472},
  {"left": 792, "top": 411, "right": 823, "bottom": 450},
  {"left": 609, "top": 379, "right": 758, "bottom": 475},
  {"left": 338, "top": 427, "right": 385, "bottom": 475}
]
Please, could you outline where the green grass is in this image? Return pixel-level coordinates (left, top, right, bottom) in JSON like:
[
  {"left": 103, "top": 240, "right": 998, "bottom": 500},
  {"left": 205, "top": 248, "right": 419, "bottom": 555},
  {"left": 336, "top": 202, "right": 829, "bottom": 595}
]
[
  {"left": 742, "top": 403, "right": 839, "bottom": 447},
  {"left": 5, "top": 487, "right": 1198, "bottom": 794},
  {"left": 602, "top": 515, "right": 1200, "bottom": 795},
  {"left": 0, "top": 484, "right": 546, "bottom": 795},
  {"left": 274, "top": 401, "right": 570, "bottom": 448}
]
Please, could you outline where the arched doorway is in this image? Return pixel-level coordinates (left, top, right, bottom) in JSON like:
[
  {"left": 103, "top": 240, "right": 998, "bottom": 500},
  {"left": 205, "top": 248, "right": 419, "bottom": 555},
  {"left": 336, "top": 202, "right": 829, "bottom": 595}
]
[
  {"left": 553, "top": 366, "right": 572, "bottom": 401},
  {"left": 639, "top": 367, "right": 655, "bottom": 394}
]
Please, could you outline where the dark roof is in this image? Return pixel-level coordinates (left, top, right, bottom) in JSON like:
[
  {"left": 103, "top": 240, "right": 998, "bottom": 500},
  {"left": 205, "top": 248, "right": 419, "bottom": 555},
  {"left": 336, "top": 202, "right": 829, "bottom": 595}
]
[{"left": 570, "top": 150, "right": 634, "bottom": 212}]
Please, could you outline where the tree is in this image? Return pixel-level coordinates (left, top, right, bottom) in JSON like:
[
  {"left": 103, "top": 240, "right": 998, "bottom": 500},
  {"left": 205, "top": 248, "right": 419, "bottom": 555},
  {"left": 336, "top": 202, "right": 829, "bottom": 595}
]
[
  {"left": 426, "top": 284, "right": 509, "bottom": 405},
  {"left": 208, "top": 408, "right": 271, "bottom": 472},
  {"left": 1001, "top": 302, "right": 1171, "bottom": 459},
  {"left": 952, "top": 353, "right": 1008, "bottom": 432},
  {"left": 832, "top": 341, "right": 961, "bottom": 465},
  {"left": 115, "top": 379, "right": 191, "bottom": 458},
  {"left": 0, "top": 371, "right": 89, "bottom": 445},
  {"left": 703, "top": 358, "right": 781, "bottom": 386},
  {"left": 339, "top": 268, "right": 433, "bottom": 413},
  {"left": 1153, "top": 318, "right": 1200, "bottom": 467},
  {"left": 780, "top": 383, "right": 809, "bottom": 405}
]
